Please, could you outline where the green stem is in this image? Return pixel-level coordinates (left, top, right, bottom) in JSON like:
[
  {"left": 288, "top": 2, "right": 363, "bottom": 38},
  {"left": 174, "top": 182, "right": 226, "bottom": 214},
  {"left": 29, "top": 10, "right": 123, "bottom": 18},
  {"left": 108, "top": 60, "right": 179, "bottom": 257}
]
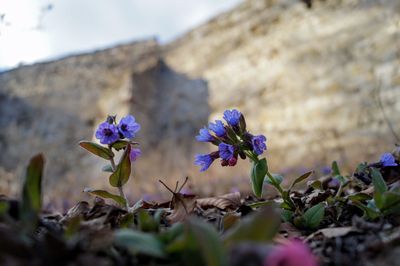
[
  {"left": 265, "top": 167, "right": 296, "bottom": 211},
  {"left": 245, "top": 150, "right": 259, "bottom": 163}
]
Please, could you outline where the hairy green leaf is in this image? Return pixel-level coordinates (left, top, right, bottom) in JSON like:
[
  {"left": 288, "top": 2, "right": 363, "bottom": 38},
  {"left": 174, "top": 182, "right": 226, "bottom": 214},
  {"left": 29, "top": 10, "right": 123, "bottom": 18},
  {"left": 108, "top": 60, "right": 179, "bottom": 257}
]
[
  {"left": 289, "top": 171, "right": 314, "bottom": 191},
  {"left": 371, "top": 168, "right": 387, "bottom": 195},
  {"left": 84, "top": 188, "right": 127, "bottom": 207},
  {"left": 109, "top": 145, "right": 131, "bottom": 187},
  {"left": 115, "top": 229, "right": 165, "bottom": 258},
  {"left": 303, "top": 203, "right": 325, "bottom": 229},
  {"left": 21, "top": 154, "right": 44, "bottom": 232},
  {"left": 250, "top": 158, "right": 267, "bottom": 197},
  {"left": 352, "top": 201, "right": 380, "bottom": 220},
  {"left": 111, "top": 140, "right": 130, "bottom": 151},
  {"left": 79, "top": 141, "right": 114, "bottom": 160},
  {"left": 224, "top": 205, "right": 280, "bottom": 244},
  {"left": 331, "top": 161, "right": 341, "bottom": 176},
  {"left": 347, "top": 193, "right": 372, "bottom": 202},
  {"left": 187, "top": 218, "right": 227, "bottom": 266}
]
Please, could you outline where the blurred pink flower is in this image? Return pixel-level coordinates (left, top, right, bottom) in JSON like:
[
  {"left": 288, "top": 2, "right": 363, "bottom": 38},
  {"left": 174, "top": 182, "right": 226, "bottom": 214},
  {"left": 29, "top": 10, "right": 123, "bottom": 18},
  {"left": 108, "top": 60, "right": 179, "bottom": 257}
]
[{"left": 265, "top": 240, "right": 319, "bottom": 266}]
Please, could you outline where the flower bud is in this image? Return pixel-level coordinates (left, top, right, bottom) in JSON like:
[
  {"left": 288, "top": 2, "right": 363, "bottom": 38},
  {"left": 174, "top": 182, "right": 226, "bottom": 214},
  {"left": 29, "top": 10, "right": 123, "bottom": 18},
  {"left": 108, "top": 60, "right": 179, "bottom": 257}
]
[
  {"left": 221, "top": 160, "right": 229, "bottom": 166},
  {"left": 228, "top": 157, "right": 238, "bottom": 166}
]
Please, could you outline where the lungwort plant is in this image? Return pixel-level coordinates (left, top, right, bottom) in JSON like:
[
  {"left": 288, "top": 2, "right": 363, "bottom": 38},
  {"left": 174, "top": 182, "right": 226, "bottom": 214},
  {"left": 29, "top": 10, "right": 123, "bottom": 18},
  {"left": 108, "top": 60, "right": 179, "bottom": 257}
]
[
  {"left": 194, "top": 109, "right": 310, "bottom": 211},
  {"left": 79, "top": 115, "right": 142, "bottom": 210},
  {"left": 350, "top": 153, "right": 400, "bottom": 220}
]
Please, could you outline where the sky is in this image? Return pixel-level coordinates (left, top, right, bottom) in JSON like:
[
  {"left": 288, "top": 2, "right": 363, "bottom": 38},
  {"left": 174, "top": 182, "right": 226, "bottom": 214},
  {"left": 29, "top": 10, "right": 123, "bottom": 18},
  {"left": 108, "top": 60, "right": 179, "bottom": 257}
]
[{"left": 0, "top": 0, "right": 242, "bottom": 70}]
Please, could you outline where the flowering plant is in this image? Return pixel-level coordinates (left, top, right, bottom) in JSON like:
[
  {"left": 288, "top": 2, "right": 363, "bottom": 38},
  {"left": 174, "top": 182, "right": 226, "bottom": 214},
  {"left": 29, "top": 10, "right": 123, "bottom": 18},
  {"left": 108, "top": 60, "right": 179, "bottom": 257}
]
[
  {"left": 194, "top": 109, "right": 295, "bottom": 208},
  {"left": 79, "top": 115, "right": 141, "bottom": 209}
]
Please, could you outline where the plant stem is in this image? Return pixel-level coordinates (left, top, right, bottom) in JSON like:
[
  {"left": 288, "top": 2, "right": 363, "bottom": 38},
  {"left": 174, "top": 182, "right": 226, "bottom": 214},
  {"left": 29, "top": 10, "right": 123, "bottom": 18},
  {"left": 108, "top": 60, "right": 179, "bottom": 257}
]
[
  {"left": 266, "top": 169, "right": 296, "bottom": 211},
  {"left": 244, "top": 150, "right": 259, "bottom": 162}
]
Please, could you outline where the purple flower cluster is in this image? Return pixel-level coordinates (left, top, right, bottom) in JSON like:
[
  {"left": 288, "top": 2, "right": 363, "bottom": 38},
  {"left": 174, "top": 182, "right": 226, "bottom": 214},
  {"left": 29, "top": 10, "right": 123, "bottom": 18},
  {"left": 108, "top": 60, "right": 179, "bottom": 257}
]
[
  {"left": 96, "top": 115, "right": 140, "bottom": 145},
  {"left": 194, "top": 109, "right": 267, "bottom": 172},
  {"left": 95, "top": 115, "right": 142, "bottom": 161}
]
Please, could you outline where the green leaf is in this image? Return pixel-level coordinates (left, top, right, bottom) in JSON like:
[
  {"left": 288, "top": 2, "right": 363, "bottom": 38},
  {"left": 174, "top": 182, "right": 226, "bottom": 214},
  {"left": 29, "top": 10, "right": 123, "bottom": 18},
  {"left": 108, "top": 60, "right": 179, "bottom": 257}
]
[
  {"left": 224, "top": 205, "right": 280, "bottom": 244},
  {"left": 264, "top": 173, "right": 283, "bottom": 185},
  {"left": 111, "top": 140, "right": 130, "bottom": 151},
  {"left": 64, "top": 216, "right": 81, "bottom": 239},
  {"left": 120, "top": 213, "right": 135, "bottom": 228},
  {"left": 352, "top": 201, "right": 380, "bottom": 220},
  {"left": 302, "top": 203, "right": 325, "bottom": 229},
  {"left": 138, "top": 210, "right": 159, "bottom": 232},
  {"left": 20, "top": 154, "right": 44, "bottom": 234},
  {"left": 187, "top": 218, "right": 228, "bottom": 266},
  {"left": 83, "top": 188, "right": 127, "bottom": 207},
  {"left": 250, "top": 158, "right": 267, "bottom": 197},
  {"left": 371, "top": 168, "right": 387, "bottom": 209},
  {"left": 79, "top": 141, "right": 114, "bottom": 160},
  {"left": 0, "top": 201, "right": 9, "bottom": 216},
  {"left": 289, "top": 171, "right": 314, "bottom": 191},
  {"left": 347, "top": 193, "right": 372, "bottom": 202},
  {"left": 114, "top": 229, "right": 165, "bottom": 258},
  {"left": 281, "top": 209, "right": 294, "bottom": 222},
  {"left": 371, "top": 168, "right": 387, "bottom": 195},
  {"left": 331, "top": 161, "right": 341, "bottom": 176},
  {"left": 109, "top": 145, "right": 131, "bottom": 187},
  {"left": 309, "top": 180, "right": 322, "bottom": 190},
  {"left": 380, "top": 191, "right": 400, "bottom": 214},
  {"left": 356, "top": 162, "right": 368, "bottom": 173},
  {"left": 247, "top": 200, "right": 275, "bottom": 209},
  {"left": 280, "top": 201, "right": 293, "bottom": 210}
]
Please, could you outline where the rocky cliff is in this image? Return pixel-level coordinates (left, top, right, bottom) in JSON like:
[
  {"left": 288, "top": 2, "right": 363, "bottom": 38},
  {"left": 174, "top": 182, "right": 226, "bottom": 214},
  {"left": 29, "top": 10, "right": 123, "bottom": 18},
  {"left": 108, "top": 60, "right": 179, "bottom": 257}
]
[
  {"left": 165, "top": 0, "right": 400, "bottom": 172},
  {"left": 1, "top": 0, "right": 400, "bottom": 203}
]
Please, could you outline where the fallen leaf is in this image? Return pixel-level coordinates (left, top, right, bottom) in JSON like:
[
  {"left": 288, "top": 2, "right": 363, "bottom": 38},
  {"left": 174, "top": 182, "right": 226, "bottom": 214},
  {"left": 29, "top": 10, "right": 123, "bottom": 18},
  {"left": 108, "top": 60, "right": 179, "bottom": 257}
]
[
  {"left": 306, "top": 226, "right": 358, "bottom": 241},
  {"left": 197, "top": 192, "right": 241, "bottom": 210},
  {"left": 167, "top": 193, "right": 197, "bottom": 224}
]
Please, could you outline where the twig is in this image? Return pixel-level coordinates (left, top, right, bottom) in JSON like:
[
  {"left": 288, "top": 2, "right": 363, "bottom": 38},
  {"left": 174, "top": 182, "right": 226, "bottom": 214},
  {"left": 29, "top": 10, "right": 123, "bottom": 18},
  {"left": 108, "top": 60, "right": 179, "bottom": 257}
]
[{"left": 374, "top": 80, "right": 400, "bottom": 143}]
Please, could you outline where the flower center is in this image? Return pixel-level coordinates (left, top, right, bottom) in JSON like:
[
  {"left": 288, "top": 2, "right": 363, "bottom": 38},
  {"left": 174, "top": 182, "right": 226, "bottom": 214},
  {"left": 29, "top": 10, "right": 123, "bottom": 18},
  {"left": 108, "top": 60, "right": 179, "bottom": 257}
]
[
  {"left": 121, "top": 124, "right": 127, "bottom": 131},
  {"left": 103, "top": 128, "right": 113, "bottom": 137}
]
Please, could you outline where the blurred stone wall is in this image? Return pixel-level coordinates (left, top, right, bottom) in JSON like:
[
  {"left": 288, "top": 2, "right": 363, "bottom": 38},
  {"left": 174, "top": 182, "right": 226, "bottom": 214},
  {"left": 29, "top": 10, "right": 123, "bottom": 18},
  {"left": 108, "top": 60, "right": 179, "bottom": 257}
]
[
  {"left": 165, "top": 0, "right": 400, "bottom": 173},
  {"left": 1, "top": 0, "right": 400, "bottom": 203}
]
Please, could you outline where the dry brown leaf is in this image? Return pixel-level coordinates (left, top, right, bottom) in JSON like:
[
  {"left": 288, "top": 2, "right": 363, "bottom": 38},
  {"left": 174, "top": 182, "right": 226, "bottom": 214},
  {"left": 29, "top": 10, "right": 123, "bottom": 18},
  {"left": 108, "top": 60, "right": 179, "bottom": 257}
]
[
  {"left": 166, "top": 193, "right": 197, "bottom": 224},
  {"left": 222, "top": 212, "right": 241, "bottom": 231},
  {"left": 306, "top": 226, "right": 358, "bottom": 241},
  {"left": 197, "top": 192, "right": 241, "bottom": 210}
]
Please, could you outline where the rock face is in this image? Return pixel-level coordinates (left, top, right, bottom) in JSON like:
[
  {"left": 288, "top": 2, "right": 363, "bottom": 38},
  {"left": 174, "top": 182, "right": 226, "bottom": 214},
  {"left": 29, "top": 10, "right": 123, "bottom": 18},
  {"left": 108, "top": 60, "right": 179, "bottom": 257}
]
[
  {"left": 165, "top": 0, "right": 400, "bottom": 172},
  {"left": 1, "top": 0, "right": 400, "bottom": 202},
  {"left": 0, "top": 40, "right": 209, "bottom": 201}
]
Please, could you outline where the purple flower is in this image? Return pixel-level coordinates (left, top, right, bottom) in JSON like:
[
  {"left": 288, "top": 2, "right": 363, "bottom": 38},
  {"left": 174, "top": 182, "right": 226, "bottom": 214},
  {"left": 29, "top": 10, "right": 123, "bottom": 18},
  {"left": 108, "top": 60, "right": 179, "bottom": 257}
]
[
  {"left": 195, "top": 154, "right": 214, "bottom": 172},
  {"left": 321, "top": 166, "right": 331, "bottom": 175},
  {"left": 129, "top": 147, "right": 142, "bottom": 161},
  {"left": 380, "top": 153, "right": 398, "bottom": 167},
  {"left": 95, "top": 122, "right": 119, "bottom": 144},
  {"left": 196, "top": 127, "right": 214, "bottom": 142},
  {"left": 208, "top": 120, "right": 226, "bottom": 137},
  {"left": 223, "top": 109, "right": 241, "bottom": 127},
  {"left": 252, "top": 135, "right": 267, "bottom": 155},
  {"left": 265, "top": 240, "right": 319, "bottom": 266},
  {"left": 118, "top": 115, "right": 141, "bottom": 139},
  {"left": 219, "top": 143, "right": 235, "bottom": 160}
]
